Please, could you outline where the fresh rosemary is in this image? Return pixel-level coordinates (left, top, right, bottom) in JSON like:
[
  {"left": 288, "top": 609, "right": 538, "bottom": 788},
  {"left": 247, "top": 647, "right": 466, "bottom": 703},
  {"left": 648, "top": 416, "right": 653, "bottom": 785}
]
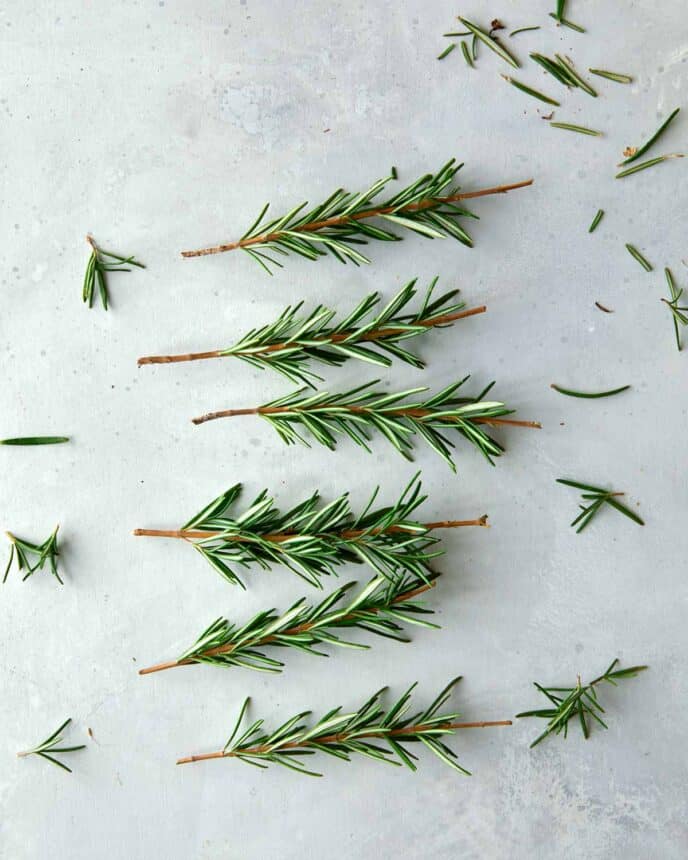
[
  {"left": 138, "top": 278, "right": 486, "bottom": 385},
  {"left": 17, "top": 718, "right": 86, "bottom": 773},
  {"left": 549, "top": 122, "right": 602, "bottom": 136},
  {"left": 134, "top": 474, "right": 487, "bottom": 588},
  {"left": 517, "top": 659, "right": 647, "bottom": 747},
  {"left": 457, "top": 18, "right": 520, "bottom": 68},
  {"left": 615, "top": 153, "right": 684, "bottom": 179},
  {"left": 588, "top": 209, "right": 604, "bottom": 233},
  {"left": 1, "top": 436, "right": 69, "bottom": 446},
  {"left": 461, "top": 41, "right": 473, "bottom": 68},
  {"left": 661, "top": 267, "right": 688, "bottom": 351},
  {"left": 4, "top": 526, "right": 62, "bottom": 584},
  {"left": 176, "top": 677, "right": 512, "bottom": 775},
  {"left": 437, "top": 43, "right": 456, "bottom": 61},
  {"left": 83, "top": 235, "right": 144, "bottom": 310},
  {"left": 530, "top": 53, "right": 596, "bottom": 96},
  {"left": 620, "top": 107, "right": 680, "bottom": 165},
  {"left": 140, "top": 571, "right": 439, "bottom": 675},
  {"left": 180, "top": 159, "right": 532, "bottom": 271},
  {"left": 190, "top": 378, "right": 540, "bottom": 471},
  {"left": 550, "top": 383, "right": 630, "bottom": 399},
  {"left": 501, "top": 75, "right": 560, "bottom": 106},
  {"left": 625, "top": 243, "right": 653, "bottom": 272},
  {"left": 509, "top": 26, "right": 540, "bottom": 37},
  {"left": 548, "top": 13, "right": 585, "bottom": 32},
  {"left": 556, "top": 478, "right": 644, "bottom": 532},
  {"left": 588, "top": 68, "right": 633, "bottom": 84}
]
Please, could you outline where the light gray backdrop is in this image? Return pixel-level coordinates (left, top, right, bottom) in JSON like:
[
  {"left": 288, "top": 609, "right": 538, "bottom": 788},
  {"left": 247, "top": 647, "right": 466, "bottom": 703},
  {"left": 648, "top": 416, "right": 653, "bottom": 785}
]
[{"left": 1, "top": 1, "right": 686, "bottom": 858}]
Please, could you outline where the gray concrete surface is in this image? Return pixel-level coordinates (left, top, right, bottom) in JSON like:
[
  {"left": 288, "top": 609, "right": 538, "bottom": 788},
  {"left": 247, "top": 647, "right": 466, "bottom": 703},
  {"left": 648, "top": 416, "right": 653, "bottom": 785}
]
[{"left": 1, "top": 1, "right": 687, "bottom": 858}]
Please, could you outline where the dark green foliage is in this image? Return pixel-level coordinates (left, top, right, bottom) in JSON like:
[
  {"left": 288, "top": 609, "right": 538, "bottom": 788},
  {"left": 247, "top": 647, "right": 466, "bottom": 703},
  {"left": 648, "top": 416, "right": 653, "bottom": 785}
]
[
  {"left": 662, "top": 268, "right": 688, "bottom": 351},
  {"left": 17, "top": 718, "right": 86, "bottom": 773},
  {"left": 0, "top": 437, "right": 69, "bottom": 445},
  {"left": 620, "top": 108, "right": 680, "bottom": 165},
  {"left": 4, "top": 526, "right": 62, "bottom": 584},
  {"left": 83, "top": 236, "right": 144, "bottom": 310},
  {"left": 556, "top": 478, "right": 644, "bottom": 532}
]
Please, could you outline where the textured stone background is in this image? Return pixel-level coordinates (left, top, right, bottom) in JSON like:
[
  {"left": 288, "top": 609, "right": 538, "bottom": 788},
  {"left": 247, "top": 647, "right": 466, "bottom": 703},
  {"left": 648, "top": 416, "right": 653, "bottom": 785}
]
[{"left": 1, "top": 2, "right": 686, "bottom": 858}]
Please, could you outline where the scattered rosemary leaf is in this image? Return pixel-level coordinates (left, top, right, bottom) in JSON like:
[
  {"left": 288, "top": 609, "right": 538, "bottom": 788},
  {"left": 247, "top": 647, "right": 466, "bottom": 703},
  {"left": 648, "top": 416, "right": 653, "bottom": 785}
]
[
  {"left": 510, "top": 26, "right": 541, "bottom": 36},
  {"left": 556, "top": 479, "right": 644, "bottom": 531},
  {"left": 662, "top": 267, "right": 688, "bottom": 351},
  {"left": 459, "top": 17, "right": 520, "bottom": 68},
  {"left": 437, "top": 43, "right": 456, "bottom": 60},
  {"left": 588, "top": 68, "right": 633, "bottom": 84},
  {"left": 1, "top": 436, "right": 69, "bottom": 446},
  {"left": 621, "top": 107, "right": 681, "bottom": 164},
  {"left": 471, "top": 33, "right": 479, "bottom": 61},
  {"left": 555, "top": 55, "right": 597, "bottom": 96},
  {"left": 595, "top": 301, "right": 613, "bottom": 313},
  {"left": 625, "top": 244, "right": 653, "bottom": 272},
  {"left": 530, "top": 52, "right": 574, "bottom": 87},
  {"left": 588, "top": 209, "right": 604, "bottom": 233},
  {"left": 555, "top": 0, "right": 566, "bottom": 20},
  {"left": 461, "top": 41, "right": 474, "bottom": 68},
  {"left": 444, "top": 31, "right": 471, "bottom": 37},
  {"left": 549, "top": 13, "right": 585, "bottom": 32},
  {"left": 615, "top": 153, "right": 684, "bottom": 179},
  {"left": 550, "top": 122, "right": 602, "bottom": 136},
  {"left": 550, "top": 383, "right": 630, "bottom": 399},
  {"left": 501, "top": 75, "right": 560, "bottom": 106}
]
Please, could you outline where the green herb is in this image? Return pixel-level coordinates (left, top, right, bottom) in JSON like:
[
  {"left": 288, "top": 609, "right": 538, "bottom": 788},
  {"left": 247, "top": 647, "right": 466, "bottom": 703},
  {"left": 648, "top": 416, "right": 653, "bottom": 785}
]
[
  {"left": 443, "top": 31, "right": 471, "bottom": 37},
  {"left": 83, "top": 235, "right": 144, "bottom": 310},
  {"left": 556, "top": 55, "right": 597, "bottom": 96},
  {"left": 501, "top": 75, "right": 560, "bottom": 106},
  {"left": 556, "top": 478, "right": 644, "bottom": 532},
  {"left": 0, "top": 436, "right": 69, "bottom": 446},
  {"left": 588, "top": 68, "right": 633, "bottom": 83},
  {"left": 661, "top": 267, "right": 688, "bottom": 351},
  {"left": 517, "top": 659, "right": 647, "bottom": 747},
  {"left": 138, "top": 278, "right": 485, "bottom": 385},
  {"left": 529, "top": 53, "right": 596, "bottom": 95},
  {"left": 550, "top": 122, "right": 602, "bottom": 136},
  {"left": 510, "top": 26, "right": 540, "bottom": 36},
  {"left": 140, "top": 571, "right": 440, "bottom": 675},
  {"left": 176, "top": 677, "right": 512, "bottom": 775},
  {"left": 17, "top": 718, "right": 86, "bottom": 773},
  {"left": 191, "top": 378, "right": 540, "bottom": 472},
  {"left": 621, "top": 107, "right": 680, "bottom": 164},
  {"left": 4, "top": 526, "right": 62, "bottom": 584},
  {"left": 588, "top": 209, "right": 604, "bottom": 233},
  {"left": 133, "top": 474, "right": 488, "bottom": 588},
  {"left": 457, "top": 17, "right": 520, "bottom": 68},
  {"left": 554, "top": 0, "right": 566, "bottom": 21},
  {"left": 616, "top": 153, "right": 684, "bottom": 179},
  {"left": 625, "top": 243, "right": 653, "bottom": 271},
  {"left": 181, "top": 160, "right": 532, "bottom": 270},
  {"left": 461, "top": 41, "right": 474, "bottom": 68},
  {"left": 548, "top": 13, "right": 585, "bottom": 32},
  {"left": 437, "top": 43, "right": 456, "bottom": 60},
  {"left": 550, "top": 383, "right": 629, "bottom": 399}
]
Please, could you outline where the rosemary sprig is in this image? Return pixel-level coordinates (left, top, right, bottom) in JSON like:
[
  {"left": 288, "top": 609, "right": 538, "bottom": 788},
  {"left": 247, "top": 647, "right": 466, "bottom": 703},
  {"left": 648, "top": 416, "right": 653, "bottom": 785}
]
[
  {"left": 176, "top": 677, "right": 512, "bottom": 775},
  {"left": 588, "top": 209, "right": 604, "bottom": 233},
  {"left": 550, "top": 122, "right": 602, "bottom": 136},
  {"left": 83, "top": 235, "right": 144, "bottom": 310},
  {"left": 1, "top": 436, "right": 69, "bottom": 446},
  {"left": 437, "top": 44, "right": 456, "bottom": 61},
  {"left": 134, "top": 474, "right": 487, "bottom": 588},
  {"left": 517, "top": 659, "right": 648, "bottom": 747},
  {"left": 180, "top": 159, "right": 532, "bottom": 270},
  {"left": 17, "top": 718, "right": 86, "bottom": 773},
  {"left": 457, "top": 18, "right": 520, "bottom": 68},
  {"left": 548, "top": 13, "right": 585, "bottom": 32},
  {"left": 625, "top": 243, "right": 653, "bottom": 272},
  {"left": 501, "top": 75, "right": 560, "bottom": 106},
  {"left": 140, "top": 571, "right": 439, "bottom": 675},
  {"left": 615, "top": 153, "right": 684, "bottom": 179},
  {"left": 550, "top": 383, "right": 630, "bottom": 398},
  {"left": 620, "top": 107, "right": 680, "bottom": 165},
  {"left": 138, "top": 278, "right": 486, "bottom": 385},
  {"left": 4, "top": 526, "right": 62, "bottom": 584},
  {"left": 556, "top": 478, "right": 644, "bottom": 532},
  {"left": 190, "top": 378, "right": 540, "bottom": 471},
  {"left": 509, "top": 26, "right": 540, "bottom": 37},
  {"left": 530, "top": 53, "right": 596, "bottom": 96},
  {"left": 661, "top": 267, "right": 688, "bottom": 351},
  {"left": 588, "top": 68, "right": 633, "bottom": 84}
]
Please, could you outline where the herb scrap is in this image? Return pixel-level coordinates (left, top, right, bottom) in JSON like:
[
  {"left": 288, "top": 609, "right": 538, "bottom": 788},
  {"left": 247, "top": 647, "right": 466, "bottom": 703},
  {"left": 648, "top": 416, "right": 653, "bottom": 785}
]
[
  {"left": 0, "top": 436, "right": 69, "bottom": 446},
  {"left": 458, "top": 17, "right": 520, "bottom": 68},
  {"left": 621, "top": 107, "right": 681, "bottom": 165},
  {"left": 588, "top": 209, "right": 604, "bottom": 233},
  {"left": 501, "top": 75, "right": 560, "bottom": 106},
  {"left": 661, "top": 267, "right": 688, "bottom": 351},
  {"left": 4, "top": 526, "right": 62, "bottom": 584},
  {"left": 625, "top": 244, "right": 653, "bottom": 272},
  {"left": 616, "top": 153, "right": 684, "bottom": 179},
  {"left": 589, "top": 68, "right": 633, "bottom": 84},
  {"left": 83, "top": 235, "right": 144, "bottom": 310},
  {"left": 550, "top": 384, "right": 630, "bottom": 399},
  {"left": 595, "top": 301, "right": 613, "bottom": 313},
  {"left": 17, "top": 718, "right": 86, "bottom": 773},
  {"left": 550, "top": 122, "right": 602, "bottom": 136},
  {"left": 556, "top": 478, "right": 644, "bottom": 532}
]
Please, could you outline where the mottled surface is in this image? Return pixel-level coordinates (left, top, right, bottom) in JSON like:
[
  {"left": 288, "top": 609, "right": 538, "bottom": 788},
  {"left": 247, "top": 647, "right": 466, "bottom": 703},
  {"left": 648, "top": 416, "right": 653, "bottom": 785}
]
[{"left": 1, "top": 2, "right": 687, "bottom": 858}]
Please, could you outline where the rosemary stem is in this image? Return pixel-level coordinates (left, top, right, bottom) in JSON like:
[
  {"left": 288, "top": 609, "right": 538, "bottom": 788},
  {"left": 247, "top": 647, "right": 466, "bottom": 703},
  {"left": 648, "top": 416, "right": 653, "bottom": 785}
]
[
  {"left": 136, "top": 306, "right": 488, "bottom": 366},
  {"left": 180, "top": 181, "right": 533, "bottom": 257},
  {"left": 176, "top": 719, "right": 513, "bottom": 764}
]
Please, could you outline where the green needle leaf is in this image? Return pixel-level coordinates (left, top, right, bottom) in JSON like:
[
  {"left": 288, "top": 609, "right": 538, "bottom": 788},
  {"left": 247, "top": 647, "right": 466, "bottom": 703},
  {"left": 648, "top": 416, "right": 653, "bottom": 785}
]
[
  {"left": 550, "top": 383, "right": 630, "bottom": 399},
  {"left": 616, "top": 153, "right": 684, "bottom": 178},
  {"left": 621, "top": 107, "right": 681, "bottom": 164},
  {"left": 501, "top": 75, "right": 560, "bottom": 106},
  {"left": 588, "top": 209, "right": 604, "bottom": 233},
  {"left": 625, "top": 244, "right": 653, "bottom": 271},
  {"left": 458, "top": 18, "right": 520, "bottom": 68},
  {"left": 1, "top": 436, "right": 69, "bottom": 445}
]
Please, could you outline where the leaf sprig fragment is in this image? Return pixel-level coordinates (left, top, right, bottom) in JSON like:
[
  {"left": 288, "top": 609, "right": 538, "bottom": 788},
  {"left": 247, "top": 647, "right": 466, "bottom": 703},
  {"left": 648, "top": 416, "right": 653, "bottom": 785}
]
[
  {"left": 83, "top": 235, "right": 144, "bottom": 310},
  {"left": 138, "top": 278, "right": 486, "bottom": 385},
  {"left": 550, "top": 383, "right": 630, "bottom": 399},
  {"left": 181, "top": 159, "right": 532, "bottom": 271},
  {"left": 190, "top": 378, "right": 541, "bottom": 471},
  {"left": 17, "top": 718, "right": 86, "bottom": 773},
  {"left": 176, "top": 677, "right": 512, "bottom": 775},
  {"left": 4, "top": 526, "right": 62, "bottom": 584},
  {"left": 620, "top": 107, "right": 680, "bottom": 165},
  {"left": 661, "top": 267, "right": 688, "bottom": 351},
  {"left": 516, "top": 659, "right": 648, "bottom": 747},
  {"left": 457, "top": 18, "right": 520, "bottom": 68},
  {"left": 1, "top": 437, "right": 69, "bottom": 446},
  {"left": 530, "top": 53, "right": 597, "bottom": 96},
  {"left": 134, "top": 474, "right": 487, "bottom": 588},
  {"left": 556, "top": 478, "right": 644, "bottom": 532},
  {"left": 501, "top": 75, "right": 560, "bottom": 106},
  {"left": 140, "top": 571, "right": 439, "bottom": 675}
]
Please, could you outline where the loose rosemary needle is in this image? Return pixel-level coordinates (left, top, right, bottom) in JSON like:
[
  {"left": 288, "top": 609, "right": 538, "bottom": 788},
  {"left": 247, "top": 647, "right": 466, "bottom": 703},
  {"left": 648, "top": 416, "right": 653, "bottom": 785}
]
[
  {"left": 620, "top": 107, "right": 681, "bottom": 165},
  {"left": 588, "top": 210, "right": 604, "bottom": 233},
  {"left": 550, "top": 122, "right": 602, "bottom": 136},
  {"left": 615, "top": 154, "right": 684, "bottom": 179},
  {"left": 501, "top": 75, "right": 560, "bottom": 106},
  {"left": 548, "top": 13, "right": 585, "bottom": 32},
  {"left": 458, "top": 18, "right": 520, "bottom": 68},
  {"left": 461, "top": 41, "right": 473, "bottom": 68},
  {"left": 509, "top": 26, "right": 540, "bottom": 37},
  {"left": 589, "top": 69, "right": 633, "bottom": 84},
  {"left": 625, "top": 244, "right": 653, "bottom": 272},
  {"left": 1, "top": 436, "right": 69, "bottom": 446},
  {"left": 550, "top": 384, "right": 630, "bottom": 399},
  {"left": 557, "top": 479, "right": 644, "bottom": 532},
  {"left": 437, "top": 44, "right": 456, "bottom": 60}
]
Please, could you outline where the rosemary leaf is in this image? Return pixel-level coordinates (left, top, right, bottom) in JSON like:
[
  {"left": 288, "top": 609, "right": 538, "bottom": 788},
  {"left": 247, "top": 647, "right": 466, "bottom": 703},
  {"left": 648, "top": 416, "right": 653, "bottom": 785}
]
[
  {"left": 550, "top": 384, "right": 630, "bottom": 399},
  {"left": 588, "top": 68, "right": 633, "bottom": 84},
  {"left": 550, "top": 122, "right": 602, "bottom": 136},
  {"left": 615, "top": 153, "right": 684, "bottom": 179},
  {"left": 557, "top": 479, "right": 644, "bottom": 531},
  {"left": 588, "top": 209, "right": 604, "bottom": 233},
  {"left": 625, "top": 244, "right": 653, "bottom": 272},
  {"left": 501, "top": 75, "right": 560, "bottom": 106},
  {"left": 461, "top": 41, "right": 474, "bottom": 68},
  {"left": 662, "top": 267, "right": 688, "bottom": 351},
  {"left": 1, "top": 436, "right": 69, "bottom": 446},
  {"left": 621, "top": 107, "right": 680, "bottom": 164},
  {"left": 548, "top": 13, "right": 585, "bottom": 32},
  {"left": 17, "top": 719, "right": 86, "bottom": 773},
  {"left": 509, "top": 26, "right": 541, "bottom": 37},
  {"left": 437, "top": 43, "right": 456, "bottom": 60},
  {"left": 458, "top": 17, "right": 520, "bottom": 68}
]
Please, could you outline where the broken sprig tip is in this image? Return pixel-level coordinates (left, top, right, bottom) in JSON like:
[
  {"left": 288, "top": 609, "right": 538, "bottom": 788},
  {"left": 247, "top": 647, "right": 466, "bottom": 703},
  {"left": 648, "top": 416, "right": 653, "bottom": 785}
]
[
  {"left": 4, "top": 526, "right": 62, "bottom": 585},
  {"left": 557, "top": 478, "right": 644, "bottom": 532},
  {"left": 83, "top": 235, "right": 144, "bottom": 310},
  {"left": 550, "top": 384, "right": 630, "bottom": 399},
  {"left": 17, "top": 718, "right": 86, "bottom": 773}
]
